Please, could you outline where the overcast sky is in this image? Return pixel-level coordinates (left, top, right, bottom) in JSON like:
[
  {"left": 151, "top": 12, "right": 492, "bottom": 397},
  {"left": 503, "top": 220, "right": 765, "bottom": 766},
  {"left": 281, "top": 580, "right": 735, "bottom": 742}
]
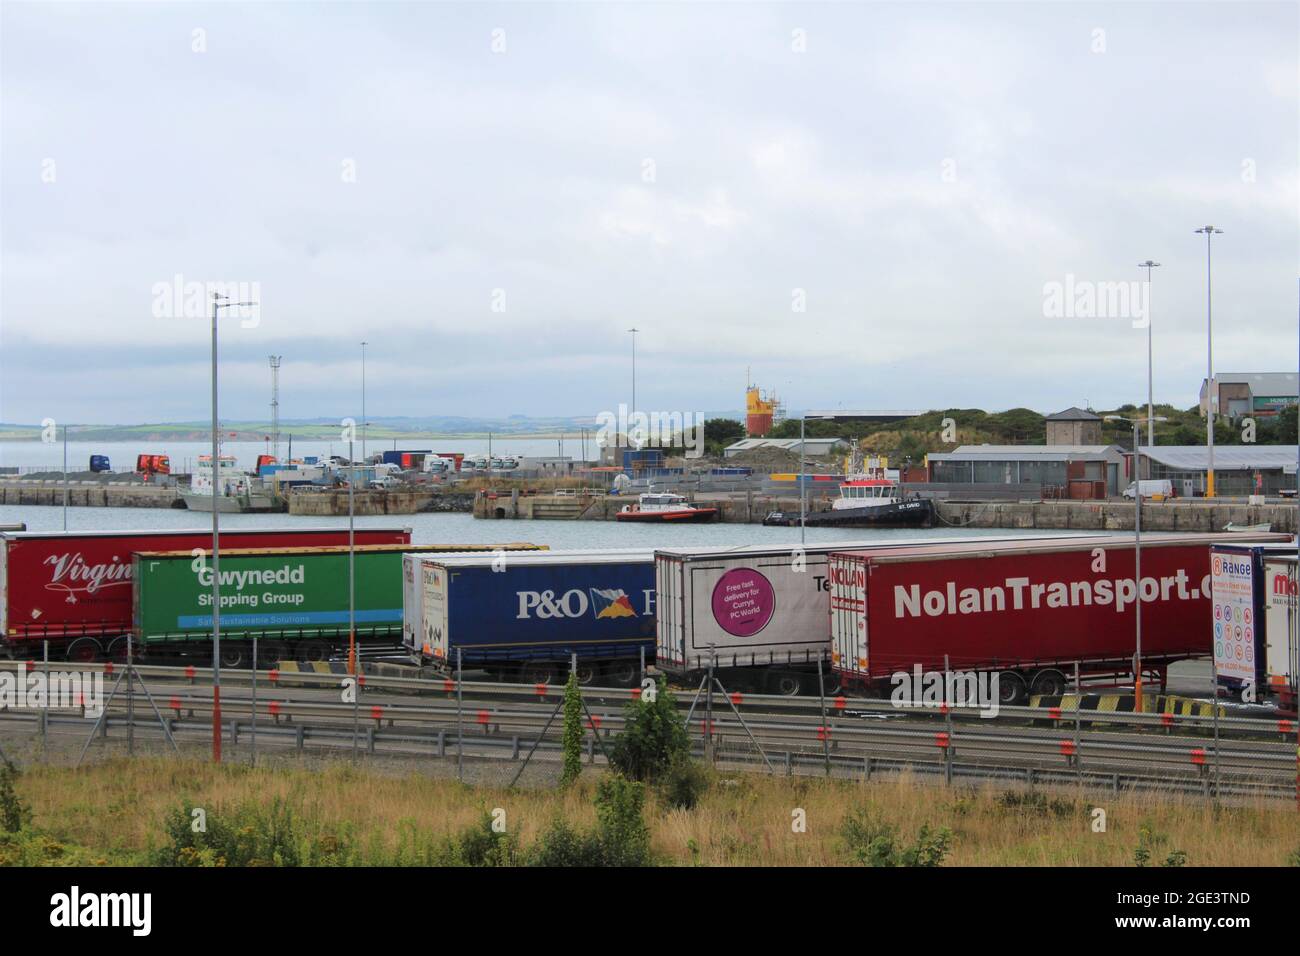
[{"left": 1, "top": 1, "right": 1296, "bottom": 426}]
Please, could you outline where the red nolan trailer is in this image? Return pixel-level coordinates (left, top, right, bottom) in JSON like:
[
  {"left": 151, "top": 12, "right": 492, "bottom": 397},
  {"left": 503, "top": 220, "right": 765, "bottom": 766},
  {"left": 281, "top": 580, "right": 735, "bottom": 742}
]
[
  {"left": 0, "top": 526, "right": 411, "bottom": 661},
  {"left": 828, "top": 532, "right": 1290, "bottom": 704}
]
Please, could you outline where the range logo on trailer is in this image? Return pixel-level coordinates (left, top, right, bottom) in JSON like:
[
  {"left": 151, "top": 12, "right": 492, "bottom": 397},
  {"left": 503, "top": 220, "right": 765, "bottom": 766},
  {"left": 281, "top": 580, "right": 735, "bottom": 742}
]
[
  {"left": 711, "top": 567, "right": 776, "bottom": 638},
  {"left": 516, "top": 587, "right": 653, "bottom": 620}
]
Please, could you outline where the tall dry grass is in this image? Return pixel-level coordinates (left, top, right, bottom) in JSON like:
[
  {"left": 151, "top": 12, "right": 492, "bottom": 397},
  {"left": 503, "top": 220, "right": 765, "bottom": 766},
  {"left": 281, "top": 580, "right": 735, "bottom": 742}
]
[{"left": 10, "top": 759, "right": 1300, "bottom": 866}]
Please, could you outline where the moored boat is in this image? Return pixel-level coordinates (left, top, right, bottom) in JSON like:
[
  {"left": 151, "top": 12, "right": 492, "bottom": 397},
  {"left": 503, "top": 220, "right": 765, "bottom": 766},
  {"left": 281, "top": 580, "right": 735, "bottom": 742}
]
[
  {"left": 181, "top": 455, "right": 278, "bottom": 513},
  {"left": 615, "top": 492, "right": 718, "bottom": 523},
  {"left": 762, "top": 476, "right": 933, "bottom": 528}
]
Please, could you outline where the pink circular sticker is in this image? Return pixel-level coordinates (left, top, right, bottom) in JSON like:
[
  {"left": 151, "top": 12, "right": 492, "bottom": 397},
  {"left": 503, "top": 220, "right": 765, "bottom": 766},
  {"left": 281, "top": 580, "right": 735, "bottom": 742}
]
[{"left": 712, "top": 567, "right": 776, "bottom": 637}]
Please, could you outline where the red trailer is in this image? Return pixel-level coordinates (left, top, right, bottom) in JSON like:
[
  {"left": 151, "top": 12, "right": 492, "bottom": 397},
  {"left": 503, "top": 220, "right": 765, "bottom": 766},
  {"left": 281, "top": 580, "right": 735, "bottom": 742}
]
[
  {"left": 828, "top": 532, "right": 1290, "bottom": 704},
  {"left": 0, "top": 526, "right": 411, "bottom": 661}
]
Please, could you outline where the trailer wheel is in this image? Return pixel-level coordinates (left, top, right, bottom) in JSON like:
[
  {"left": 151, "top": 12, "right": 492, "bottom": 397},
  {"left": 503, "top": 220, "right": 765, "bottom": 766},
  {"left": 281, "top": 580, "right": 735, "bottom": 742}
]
[
  {"left": 997, "top": 671, "right": 1028, "bottom": 706},
  {"left": 602, "top": 660, "right": 639, "bottom": 688},
  {"left": 104, "top": 636, "right": 131, "bottom": 664},
  {"left": 294, "top": 640, "right": 330, "bottom": 664},
  {"left": 768, "top": 672, "right": 802, "bottom": 697},
  {"left": 258, "top": 642, "right": 289, "bottom": 668},
  {"left": 521, "top": 662, "right": 558, "bottom": 685},
  {"left": 574, "top": 661, "right": 599, "bottom": 686},
  {"left": 1030, "top": 669, "right": 1067, "bottom": 698},
  {"left": 65, "top": 637, "right": 103, "bottom": 664},
  {"left": 219, "top": 645, "right": 248, "bottom": 669}
]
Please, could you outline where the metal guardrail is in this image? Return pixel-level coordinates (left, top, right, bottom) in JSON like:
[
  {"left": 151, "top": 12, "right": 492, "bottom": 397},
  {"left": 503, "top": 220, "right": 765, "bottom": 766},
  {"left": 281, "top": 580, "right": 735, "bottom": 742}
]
[{"left": 1, "top": 660, "right": 1293, "bottom": 799}]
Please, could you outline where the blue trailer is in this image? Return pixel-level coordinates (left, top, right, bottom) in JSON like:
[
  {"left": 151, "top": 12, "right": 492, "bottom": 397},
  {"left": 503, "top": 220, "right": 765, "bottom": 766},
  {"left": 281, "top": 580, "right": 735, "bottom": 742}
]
[{"left": 404, "top": 549, "right": 654, "bottom": 685}]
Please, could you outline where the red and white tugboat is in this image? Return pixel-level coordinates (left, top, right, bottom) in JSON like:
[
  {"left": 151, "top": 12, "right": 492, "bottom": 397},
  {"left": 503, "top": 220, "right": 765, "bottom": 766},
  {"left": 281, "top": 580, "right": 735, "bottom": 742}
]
[
  {"left": 615, "top": 492, "right": 718, "bottom": 523},
  {"left": 763, "top": 454, "right": 933, "bottom": 528}
]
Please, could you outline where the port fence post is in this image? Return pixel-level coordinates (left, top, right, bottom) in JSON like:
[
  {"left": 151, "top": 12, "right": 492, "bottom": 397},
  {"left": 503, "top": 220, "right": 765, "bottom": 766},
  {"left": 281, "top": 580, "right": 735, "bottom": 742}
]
[
  {"left": 127, "top": 631, "right": 135, "bottom": 756},
  {"left": 946, "top": 658, "right": 956, "bottom": 785},
  {"left": 572, "top": 653, "right": 614, "bottom": 767},
  {"left": 456, "top": 648, "right": 464, "bottom": 783},
  {"left": 251, "top": 635, "right": 257, "bottom": 767},
  {"left": 1211, "top": 667, "right": 1220, "bottom": 802},
  {"left": 705, "top": 646, "right": 715, "bottom": 765},
  {"left": 1073, "top": 661, "right": 1082, "bottom": 790},
  {"left": 41, "top": 639, "right": 48, "bottom": 764},
  {"left": 817, "top": 658, "right": 831, "bottom": 777}
]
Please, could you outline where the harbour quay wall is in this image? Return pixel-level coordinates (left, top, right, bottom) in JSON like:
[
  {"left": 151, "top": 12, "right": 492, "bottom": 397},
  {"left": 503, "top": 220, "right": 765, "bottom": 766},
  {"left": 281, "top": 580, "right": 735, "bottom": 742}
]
[
  {"left": 474, "top": 489, "right": 1296, "bottom": 533},
  {"left": 0, "top": 480, "right": 182, "bottom": 509},
  {"left": 288, "top": 489, "right": 475, "bottom": 516},
  {"left": 935, "top": 499, "right": 1297, "bottom": 534}
]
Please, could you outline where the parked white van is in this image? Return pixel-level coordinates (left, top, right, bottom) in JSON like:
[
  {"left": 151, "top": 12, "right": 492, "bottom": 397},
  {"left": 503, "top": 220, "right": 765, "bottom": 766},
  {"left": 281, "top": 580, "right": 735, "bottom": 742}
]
[{"left": 1123, "top": 479, "right": 1174, "bottom": 500}]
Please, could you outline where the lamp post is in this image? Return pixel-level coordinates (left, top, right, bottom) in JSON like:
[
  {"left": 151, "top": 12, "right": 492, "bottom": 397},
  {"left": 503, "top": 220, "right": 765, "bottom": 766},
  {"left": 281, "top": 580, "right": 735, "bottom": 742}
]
[
  {"left": 360, "top": 341, "right": 368, "bottom": 464},
  {"left": 1106, "top": 414, "right": 1167, "bottom": 712},
  {"left": 799, "top": 414, "right": 806, "bottom": 545},
  {"left": 1195, "top": 226, "right": 1223, "bottom": 496},
  {"left": 209, "top": 291, "right": 257, "bottom": 763},
  {"left": 1138, "top": 260, "right": 1161, "bottom": 445}
]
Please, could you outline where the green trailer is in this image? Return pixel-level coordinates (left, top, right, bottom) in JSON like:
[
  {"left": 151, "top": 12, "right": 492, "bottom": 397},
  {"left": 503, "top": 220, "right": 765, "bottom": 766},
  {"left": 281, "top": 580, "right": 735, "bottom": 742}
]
[{"left": 132, "top": 543, "right": 544, "bottom": 665}]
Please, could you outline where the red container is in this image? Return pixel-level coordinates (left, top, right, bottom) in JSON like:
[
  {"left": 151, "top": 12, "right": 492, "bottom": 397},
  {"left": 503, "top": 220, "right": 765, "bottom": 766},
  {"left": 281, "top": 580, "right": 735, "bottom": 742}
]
[
  {"left": 829, "top": 532, "right": 1290, "bottom": 693},
  {"left": 0, "top": 527, "right": 411, "bottom": 648}
]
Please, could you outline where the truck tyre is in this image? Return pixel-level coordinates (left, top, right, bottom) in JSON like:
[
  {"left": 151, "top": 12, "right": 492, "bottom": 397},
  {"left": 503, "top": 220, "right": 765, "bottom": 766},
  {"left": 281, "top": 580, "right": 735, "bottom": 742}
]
[
  {"left": 573, "top": 661, "right": 599, "bottom": 686},
  {"left": 65, "top": 637, "right": 103, "bottom": 664},
  {"left": 294, "top": 640, "right": 330, "bottom": 664},
  {"left": 219, "top": 645, "right": 248, "bottom": 669},
  {"left": 768, "top": 672, "right": 802, "bottom": 697},
  {"left": 105, "top": 636, "right": 131, "bottom": 663},
  {"left": 1030, "top": 669, "right": 1067, "bottom": 698},
  {"left": 522, "top": 662, "right": 558, "bottom": 685},
  {"left": 603, "top": 660, "right": 639, "bottom": 688},
  {"left": 259, "top": 642, "right": 289, "bottom": 668},
  {"left": 997, "top": 671, "right": 1028, "bottom": 706}
]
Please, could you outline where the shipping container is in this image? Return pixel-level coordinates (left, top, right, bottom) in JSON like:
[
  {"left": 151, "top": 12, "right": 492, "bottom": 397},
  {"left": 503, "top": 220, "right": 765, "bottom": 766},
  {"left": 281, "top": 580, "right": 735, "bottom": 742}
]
[
  {"left": 831, "top": 533, "right": 1290, "bottom": 703},
  {"left": 132, "top": 542, "right": 545, "bottom": 666},
  {"left": 654, "top": 534, "right": 1114, "bottom": 695},
  {"left": 407, "top": 549, "right": 654, "bottom": 685},
  {"left": 0, "top": 526, "right": 412, "bottom": 660}
]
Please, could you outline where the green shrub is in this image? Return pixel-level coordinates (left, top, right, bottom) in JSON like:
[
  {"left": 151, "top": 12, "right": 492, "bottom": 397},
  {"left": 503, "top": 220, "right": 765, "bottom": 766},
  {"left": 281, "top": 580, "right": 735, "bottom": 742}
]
[
  {"left": 560, "top": 671, "right": 583, "bottom": 788},
  {"left": 441, "top": 811, "right": 520, "bottom": 867},
  {"left": 0, "top": 763, "right": 31, "bottom": 834},
  {"left": 608, "top": 679, "right": 689, "bottom": 782},
  {"left": 528, "top": 775, "right": 653, "bottom": 867},
  {"left": 840, "top": 807, "right": 952, "bottom": 867},
  {"left": 656, "top": 754, "right": 711, "bottom": 810},
  {"left": 528, "top": 819, "right": 606, "bottom": 866},
  {"left": 595, "top": 775, "right": 651, "bottom": 866},
  {"left": 151, "top": 798, "right": 345, "bottom": 867}
]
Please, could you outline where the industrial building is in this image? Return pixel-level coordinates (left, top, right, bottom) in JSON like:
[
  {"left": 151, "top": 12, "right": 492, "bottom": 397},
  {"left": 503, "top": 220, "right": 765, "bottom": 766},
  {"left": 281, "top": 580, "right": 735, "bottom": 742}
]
[
  {"left": 1136, "top": 445, "right": 1298, "bottom": 496},
  {"left": 1044, "top": 407, "right": 1103, "bottom": 445},
  {"left": 803, "top": 409, "right": 926, "bottom": 425},
  {"left": 724, "top": 437, "right": 851, "bottom": 459},
  {"left": 926, "top": 444, "right": 1127, "bottom": 498},
  {"left": 1200, "top": 372, "right": 1298, "bottom": 419}
]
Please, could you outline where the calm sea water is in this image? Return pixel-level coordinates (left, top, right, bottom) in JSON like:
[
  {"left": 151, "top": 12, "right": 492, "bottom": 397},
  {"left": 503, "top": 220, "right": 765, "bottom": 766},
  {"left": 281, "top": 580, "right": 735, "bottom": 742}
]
[{"left": 0, "top": 502, "right": 1086, "bottom": 549}]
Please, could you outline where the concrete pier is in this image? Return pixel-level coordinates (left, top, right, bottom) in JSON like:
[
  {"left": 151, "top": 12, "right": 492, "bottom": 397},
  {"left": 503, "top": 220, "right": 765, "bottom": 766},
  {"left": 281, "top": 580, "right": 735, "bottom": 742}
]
[
  {"left": 0, "top": 480, "right": 182, "bottom": 509},
  {"left": 288, "top": 489, "right": 475, "bottom": 516}
]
